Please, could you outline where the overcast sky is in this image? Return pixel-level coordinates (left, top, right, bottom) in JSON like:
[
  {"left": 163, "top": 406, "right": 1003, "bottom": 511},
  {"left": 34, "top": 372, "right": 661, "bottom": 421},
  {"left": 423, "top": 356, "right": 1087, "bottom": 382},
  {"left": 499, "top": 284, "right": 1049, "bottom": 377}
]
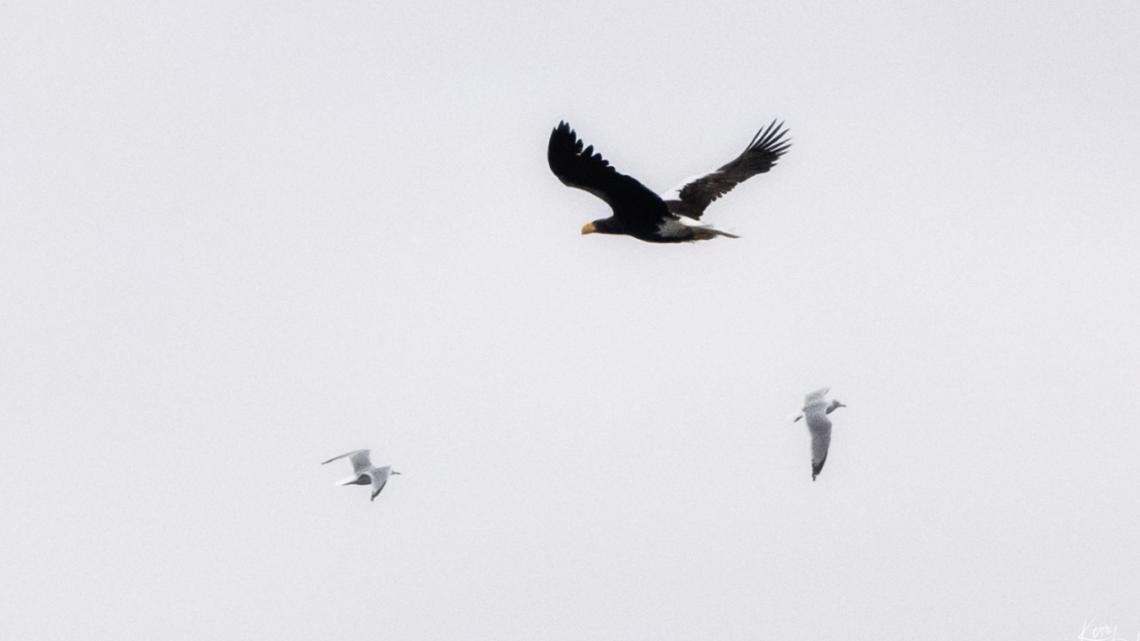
[{"left": 3, "top": 1, "right": 1139, "bottom": 639}]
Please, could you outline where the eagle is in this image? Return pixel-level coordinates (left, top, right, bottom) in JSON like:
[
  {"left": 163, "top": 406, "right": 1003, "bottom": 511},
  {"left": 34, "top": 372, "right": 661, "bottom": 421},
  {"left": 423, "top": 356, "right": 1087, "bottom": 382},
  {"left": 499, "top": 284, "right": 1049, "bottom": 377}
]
[{"left": 547, "top": 119, "right": 790, "bottom": 242}]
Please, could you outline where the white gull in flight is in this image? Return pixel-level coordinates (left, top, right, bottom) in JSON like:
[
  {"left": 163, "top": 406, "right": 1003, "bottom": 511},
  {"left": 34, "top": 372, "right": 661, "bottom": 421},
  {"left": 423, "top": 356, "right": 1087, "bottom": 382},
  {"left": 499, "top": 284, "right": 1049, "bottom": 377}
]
[
  {"left": 321, "top": 449, "right": 401, "bottom": 501},
  {"left": 793, "top": 388, "right": 847, "bottom": 481}
]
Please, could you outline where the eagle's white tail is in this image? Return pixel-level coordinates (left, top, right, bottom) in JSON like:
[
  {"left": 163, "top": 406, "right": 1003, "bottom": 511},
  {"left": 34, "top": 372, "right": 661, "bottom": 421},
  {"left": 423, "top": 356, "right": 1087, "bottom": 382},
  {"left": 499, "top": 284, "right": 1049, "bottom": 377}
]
[{"left": 691, "top": 226, "right": 739, "bottom": 240}]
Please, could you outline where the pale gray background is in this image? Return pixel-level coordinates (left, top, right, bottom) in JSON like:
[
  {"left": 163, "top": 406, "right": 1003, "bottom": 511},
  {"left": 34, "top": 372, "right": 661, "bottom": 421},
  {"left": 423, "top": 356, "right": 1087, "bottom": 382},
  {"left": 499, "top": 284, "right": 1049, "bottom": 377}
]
[{"left": 3, "top": 1, "right": 1139, "bottom": 639}]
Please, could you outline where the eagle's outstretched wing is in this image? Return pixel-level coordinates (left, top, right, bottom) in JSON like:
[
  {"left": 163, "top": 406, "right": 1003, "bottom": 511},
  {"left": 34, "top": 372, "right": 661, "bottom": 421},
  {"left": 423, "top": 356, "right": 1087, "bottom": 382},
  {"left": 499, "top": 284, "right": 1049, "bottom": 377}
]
[
  {"left": 663, "top": 120, "right": 791, "bottom": 219},
  {"left": 548, "top": 122, "right": 669, "bottom": 227}
]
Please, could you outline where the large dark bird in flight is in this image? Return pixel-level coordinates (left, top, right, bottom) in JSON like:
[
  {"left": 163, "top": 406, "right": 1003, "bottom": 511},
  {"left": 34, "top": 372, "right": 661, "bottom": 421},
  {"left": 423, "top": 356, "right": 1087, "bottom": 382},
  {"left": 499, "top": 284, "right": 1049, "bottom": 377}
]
[{"left": 547, "top": 120, "right": 790, "bottom": 242}]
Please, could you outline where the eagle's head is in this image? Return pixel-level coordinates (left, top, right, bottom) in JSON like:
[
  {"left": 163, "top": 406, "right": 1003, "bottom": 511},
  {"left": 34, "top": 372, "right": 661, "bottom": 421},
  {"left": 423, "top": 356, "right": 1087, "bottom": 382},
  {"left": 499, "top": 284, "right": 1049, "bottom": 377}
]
[{"left": 581, "top": 218, "right": 622, "bottom": 236}]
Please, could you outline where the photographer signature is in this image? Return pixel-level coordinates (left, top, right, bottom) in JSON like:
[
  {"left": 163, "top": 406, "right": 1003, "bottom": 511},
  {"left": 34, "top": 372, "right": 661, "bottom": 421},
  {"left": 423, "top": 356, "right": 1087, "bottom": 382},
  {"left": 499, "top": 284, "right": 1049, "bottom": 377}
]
[{"left": 1079, "top": 621, "right": 1139, "bottom": 641}]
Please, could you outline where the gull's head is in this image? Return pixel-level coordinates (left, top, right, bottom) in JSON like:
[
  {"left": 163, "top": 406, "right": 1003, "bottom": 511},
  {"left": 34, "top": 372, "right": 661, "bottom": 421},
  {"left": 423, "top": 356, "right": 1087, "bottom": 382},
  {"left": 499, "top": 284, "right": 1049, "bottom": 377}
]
[{"left": 830, "top": 400, "right": 847, "bottom": 412}]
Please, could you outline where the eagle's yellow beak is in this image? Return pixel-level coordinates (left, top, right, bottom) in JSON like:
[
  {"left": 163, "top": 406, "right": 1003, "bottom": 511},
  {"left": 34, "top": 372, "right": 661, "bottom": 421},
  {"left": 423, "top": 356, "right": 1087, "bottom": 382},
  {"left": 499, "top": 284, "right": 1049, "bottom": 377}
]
[{"left": 581, "top": 222, "right": 597, "bottom": 235}]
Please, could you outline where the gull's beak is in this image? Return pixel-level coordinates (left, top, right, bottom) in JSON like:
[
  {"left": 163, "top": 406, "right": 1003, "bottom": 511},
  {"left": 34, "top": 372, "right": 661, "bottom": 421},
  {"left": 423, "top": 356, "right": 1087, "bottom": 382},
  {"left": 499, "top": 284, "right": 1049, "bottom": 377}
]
[
  {"left": 392, "top": 471, "right": 402, "bottom": 475},
  {"left": 581, "top": 222, "right": 596, "bottom": 235}
]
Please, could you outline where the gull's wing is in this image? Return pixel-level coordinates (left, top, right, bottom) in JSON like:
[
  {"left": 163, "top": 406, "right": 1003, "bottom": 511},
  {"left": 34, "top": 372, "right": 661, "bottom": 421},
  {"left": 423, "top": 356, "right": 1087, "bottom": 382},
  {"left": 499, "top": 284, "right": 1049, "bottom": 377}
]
[
  {"left": 321, "top": 449, "right": 372, "bottom": 475},
  {"left": 662, "top": 120, "right": 791, "bottom": 220},
  {"left": 548, "top": 121, "right": 670, "bottom": 226},
  {"left": 370, "top": 480, "right": 387, "bottom": 501},
  {"left": 806, "top": 414, "right": 832, "bottom": 481},
  {"left": 803, "top": 387, "right": 830, "bottom": 408},
  {"left": 370, "top": 467, "right": 391, "bottom": 501}
]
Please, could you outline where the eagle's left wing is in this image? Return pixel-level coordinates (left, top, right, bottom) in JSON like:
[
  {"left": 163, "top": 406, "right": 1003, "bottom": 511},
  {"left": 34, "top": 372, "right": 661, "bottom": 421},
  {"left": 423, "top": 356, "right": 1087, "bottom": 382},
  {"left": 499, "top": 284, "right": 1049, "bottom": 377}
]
[{"left": 663, "top": 120, "right": 791, "bottom": 219}]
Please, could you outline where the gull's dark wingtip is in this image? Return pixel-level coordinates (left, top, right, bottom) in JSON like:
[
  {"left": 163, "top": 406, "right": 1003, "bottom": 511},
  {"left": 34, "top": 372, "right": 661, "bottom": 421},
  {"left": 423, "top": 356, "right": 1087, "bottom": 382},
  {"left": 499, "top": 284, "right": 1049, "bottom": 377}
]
[{"left": 811, "top": 457, "right": 826, "bottom": 481}]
